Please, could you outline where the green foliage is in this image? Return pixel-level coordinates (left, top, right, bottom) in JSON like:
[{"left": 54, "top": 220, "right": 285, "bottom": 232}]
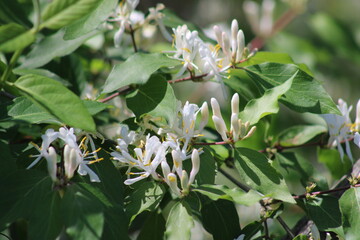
[
  {"left": 234, "top": 148, "right": 295, "bottom": 203},
  {"left": 102, "top": 53, "right": 180, "bottom": 93},
  {"left": 12, "top": 74, "right": 95, "bottom": 131},
  {"left": 339, "top": 188, "right": 360, "bottom": 239},
  {"left": 0, "top": 23, "right": 35, "bottom": 53},
  {"left": 165, "top": 202, "right": 194, "bottom": 240},
  {"left": 277, "top": 125, "right": 327, "bottom": 147},
  {"left": 41, "top": 0, "right": 101, "bottom": 30}
]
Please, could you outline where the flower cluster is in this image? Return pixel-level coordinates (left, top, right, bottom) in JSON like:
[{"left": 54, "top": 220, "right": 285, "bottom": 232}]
[
  {"left": 28, "top": 127, "right": 102, "bottom": 182},
  {"left": 109, "top": 0, "right": 171, "bottom": 47},
  {"left": 111, "top": 94, "right": 255, "bottom": 196},
  {"left": 170, "top": 19, "right": 248, "bottom": 91},
  {"left": 322, "top": 99, "right": 360, "bottom": 161}
]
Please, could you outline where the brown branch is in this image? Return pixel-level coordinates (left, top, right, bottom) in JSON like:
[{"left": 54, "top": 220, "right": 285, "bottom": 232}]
[
  {"left": 293, "top": 183, "right": 360, "bottom": 199},
  {"left": 168, "top": 73, "right": 208, "bottom": 84},
  {"left": 249, "top": 8, "right": 299, "bottom": 52},
  {"left": 129, "top": 24, "right": 138, "bottom": 53},
  {"left": 98, "top": 86, "right": 132, "bottom": 103}
]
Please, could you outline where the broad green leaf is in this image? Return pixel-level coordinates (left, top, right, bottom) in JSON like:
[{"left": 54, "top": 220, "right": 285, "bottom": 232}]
[
  {"left": 239, "top": 73, "right": 294, "bottom": 125},
  {"left": 339, "top": 188, "right": 360, "bottom": 239},
  {"left": 126, "top": 74, "right": 177, "bottom": 124},
  {"left": 137, "top": 212, "right": 166, "bottom": 240},
  {"left": 17, "top": 29, "right": 99, "bottom": 69},
  {"left": 62, "top": 183, "right": 105, "bottom": 240},
  {"left": 274, "top": 152, "right": 313, "bottom": 186},
  {"left": 165, "top": 202, "right": 194, "bottom": 240},
  {"left": 234, "top": 148, "right": 295, "bottom": 203},
  {"left": 0, "top": 170, "right": 62, "bottom": 240},
  {"left": 317, "top": 148, "right": 352, "bottom": 179},
  {"left": 240, "top": 221, "right": 263, "bottom": 240},
  {"left": 64, "top": 0, "right": 117, "bottom": 40},
  {"left": 292, "top": 235, "right": 309, "bottom": 240},
  {"left": 8, "top": 97, "right": 60, "bottom": 124},
  {"left": 277, "top": 125, "right": 327, "bottom": 147},
  {"left": 0, "top": 23, "right": 35, "bottom": 52},
  {"left": 41, "top": 0, "right": 100, "bottom": 30},
  {"left": 0, "top": 0, "right": 32, "bottom": 27},
  {"left": 242, "top": 63, "right": 340, "bottom": 114},
  {"left": 201, "top": 199, "right": 241, "bottom": 240},
  {"left": 304, "top": 196, "right": 342, "bottom": 231},
  {"left": 13, "top": 68, "right": 69, "bottom": 86},
  {"left": 82, "top": 100, "right": 109, "bottom": 115},
  {"left": 125, "top": 181, "right": 165, "bottom": 223},
  {"left": 13, "top": 74, "right": 95, "bottom": 131},
  {"left": 102, "top": 53, "right": 180, "bottom": 93},
  {"left": 194, "top": 184, "right": 263, "bottom": 206},
  {"left": 0, "top": 140, "right": 16, "bottom": 176}
]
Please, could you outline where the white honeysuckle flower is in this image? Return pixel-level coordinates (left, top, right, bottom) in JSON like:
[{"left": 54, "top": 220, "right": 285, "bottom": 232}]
[
  {"left": 146, "top": 3, "right": 172, "bottom": 41},
  {"left": 115, "top": 125, "right": 137, "bottom": 152},
  {"left": 27, "top": 128, "right": 59, "bottom": 169},
  {"left": 243, "top": 0, "right": 275, "bottom": 38},
  {"left": 213, "top": 19, "right": 246, "bottom": 67},
  {"left": 109, "top": 0, "right": 143, "bottom": 48},
  {"left": 28, "top": 128, "right": 102, "bottom": 182},
  {"left": 322, "top": 99, "right": 354, "bottom": 161},
  {"left": 47, "top": 147, "right": 58, "bottom": 182},
  {"left": 354, "top": 99, "right": 360, "bottom": 132},
  {"left": 188, "top": 149, "right": 200, "bottom": 187},
  {"left": 167, "top": 173, "right": 181, "bottom": 197},
  {"left": 211, "top": 93, "right": 256, "bottom": 142},
  {"left": 354, "top": 132, "right": 360, "bottom": 148},
  {"left": 112, "top": 135, "right": 166, "bottom": 185}
]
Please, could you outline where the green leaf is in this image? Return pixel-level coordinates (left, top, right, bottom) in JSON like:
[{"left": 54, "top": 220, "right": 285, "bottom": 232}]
[
  {"left": 8, "top": 97, "right": 60, "bottom": 124},
  {"left": 0, "top": 23, "right": 35, "bottom": 52},
  {"left": 0, "top": 140, "right": 16, "bottom": 176},
  {"left": 165, "top": 201, "right": 194, "bottom": 240},
  {"left": 200, "top": 199, "right": 241, "bottom": 240},
  {"left": 0, "top": 170, "right": 62, "bottom": 240},
  {"left": 339, "top": 188, "right": 360, "bottom": 239},
  {"left": 125, "top": 181, "right": 165, "bottom": 223},
  {"left": 41, "top": 0, "right": 101, "bottom": 30},
  {"left": 126, "top": 74, "right": 178, "bottom": 123},
  {"left": 240, "top": 221, "right": 263, "bottom": 240},
  {"left": 317, "top": 148, "right": 352, "bottom": 179},
  {"left": 194, "top": 184, "right": 263, "bottom": 206},
  {"left": 64, "top": 0, "right": 117, "bottom": 40},
  {"left": 292, "top": 235, "right": 309, "bottom": 240},
  {"left": 82, "top": 100, "right": 109, "bottom": 115},
  {"left": 234, "top": 148, "right": 295, "bottom": 203},
  {"left": 102, "top": 53, "right": 180, "bottom": 93},
  {"left": 0, "top": 0, "right": 32, "bottom": 27},
  {"left": 274, "top": 152, "right": 313, "bottom": 185},
  {"left": 277, "top": 125, "right": 327, "bottom": 147},
  {"left": 242, "top": 63, "right": 340, "bottom": 114},
  {"left": 17, "top": 29, "right": 99, "bottom": 69},
  {"left": 13, "top": 74, "right": 95, "bottom": 131},
  {"left": 304, "top": 196, "right": 342, "bottom": 231},
  {"left": 137, "top": 212, "right": 166, "bottom": 240},
  {"left": 239, "top": 73, "right": 294, "bottom": 125},
  {"left": 62, "top": 183, "right": 105, "bottom": 240}
]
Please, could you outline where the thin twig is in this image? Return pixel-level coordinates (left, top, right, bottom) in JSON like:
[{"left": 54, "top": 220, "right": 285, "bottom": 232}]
[
  {"left": 276, "top": 217, "right": 295, "bottom": 239},
  {"left": 129, "top": 24, "right": 138, "bottom": 53},
  {"left": 0, "top": 91, "right": 16, "bottom": 100},
  {"left": 218, "top": 168, "right": 251, "bottom": 192},
  {"left": 264, "top": 219, "right": 270, "bottom": 239},
  {"left": 249, "top": 8, "right": 299, "bottom": 52},
  {"left": 98, "top": 86, "right": 132, "bottom": 103},
  {"left": 168, "top": 73, "right": 208, "bottom": 84},
  {"left": 193, "top": 141, "right": 228, "bottom": 146},
  {"left": 293, "top": 183, "right": 360, "bottom": 199}
]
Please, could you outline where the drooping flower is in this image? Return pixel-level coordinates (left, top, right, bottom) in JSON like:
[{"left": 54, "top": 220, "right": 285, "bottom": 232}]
[
  {"left": 146, "top": 3, "right": 172, "bottom": 41},
  {"left": 322, "top": 99, "right": 354, "bottom": 161}
]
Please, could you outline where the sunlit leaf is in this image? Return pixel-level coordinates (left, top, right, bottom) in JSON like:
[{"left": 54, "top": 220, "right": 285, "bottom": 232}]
[{"left": 165, "top": 202, "right": 194, "bottom": 240}]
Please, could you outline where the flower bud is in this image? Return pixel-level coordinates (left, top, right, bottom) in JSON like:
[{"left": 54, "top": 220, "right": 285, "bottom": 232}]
[
  {"left": 167, "top": 173, "right": 181, "bottom": 196},
  {"left": 172, "top": 150, "right": 183, "bottom": 177},
  {"left": 210, "top": 98, "right": 222, "bottom": 119},
  {"left": 212, "top": 115, "right": 228, "bottom": 141},
  {"left": 236, "top": 30, "right": 245, "bottom": 62},
  {"left": 64, "top": 145, "right": 79, "bottom": 180},
  {"left": 231, "top": 19, "right": 239, "bottom": 55},
  {"left": 355, "top": 100, "right": 360, "bottom": 132},
  {"left": 231, "top": 113, "right": 240, "bottom": 142},
  {"left": 231, "top": 93, "right": 240, "bottom": 115},
  {"left": 199, "top": 101, "right": 209, "bottom": 131},
  {"left": 180, "top": 170, "right": 189, "bottom": 191},
  {"left": 46, "top": 147, "right": 57, "bottom": 182},
  {"left": 161, "top": 161, "right": 171, "bottom": 184},
  {"left": 188, "top": 149, "right": 200, "bottom": 186},
  {"left": 213, "top": 25, "right": 223, "bottom": 46}
]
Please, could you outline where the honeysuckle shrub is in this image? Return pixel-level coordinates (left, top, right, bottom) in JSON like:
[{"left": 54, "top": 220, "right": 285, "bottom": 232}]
[{"left": 0, "top": 0, "right": 359, "bottom": 240}]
